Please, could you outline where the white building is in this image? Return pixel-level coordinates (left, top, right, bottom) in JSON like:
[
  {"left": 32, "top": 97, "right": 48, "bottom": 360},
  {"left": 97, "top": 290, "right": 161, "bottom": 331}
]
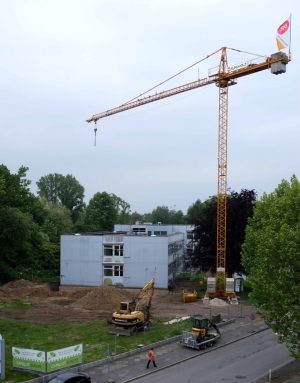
[{"left": 60, "top": 224, "right": 193, "bottom": 289}]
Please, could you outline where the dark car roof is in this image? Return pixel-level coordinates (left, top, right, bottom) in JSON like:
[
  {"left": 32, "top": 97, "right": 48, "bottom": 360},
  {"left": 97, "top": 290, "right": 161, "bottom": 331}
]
[{"left": 48, "top": 372, "right": 90, "bottom": 383}]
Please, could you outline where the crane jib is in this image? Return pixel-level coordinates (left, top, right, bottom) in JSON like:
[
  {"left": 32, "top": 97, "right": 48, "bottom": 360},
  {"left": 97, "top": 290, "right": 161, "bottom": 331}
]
[{"left": 86, "top": 51, "right": 289, "bottom": 124}]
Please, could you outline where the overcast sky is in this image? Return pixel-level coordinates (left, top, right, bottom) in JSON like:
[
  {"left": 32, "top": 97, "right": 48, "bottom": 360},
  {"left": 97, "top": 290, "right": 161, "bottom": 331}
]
[{"left": 1, "top": 0, "right": 299, "bottom": 214}]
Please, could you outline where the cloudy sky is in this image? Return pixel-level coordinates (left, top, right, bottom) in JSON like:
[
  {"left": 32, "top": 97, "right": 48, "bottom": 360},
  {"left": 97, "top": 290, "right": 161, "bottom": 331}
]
[{"left": 1, "top": 0, "right": 299, "bottom": 214}]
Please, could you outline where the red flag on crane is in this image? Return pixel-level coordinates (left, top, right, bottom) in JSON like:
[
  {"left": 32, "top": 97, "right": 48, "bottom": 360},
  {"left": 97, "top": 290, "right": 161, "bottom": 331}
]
[{"left": 276, "top": 17, "right": 291, "bottom": 51}]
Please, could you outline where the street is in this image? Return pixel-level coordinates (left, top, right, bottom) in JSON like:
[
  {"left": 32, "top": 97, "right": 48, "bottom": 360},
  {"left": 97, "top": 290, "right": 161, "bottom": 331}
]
[{"left": 127, "top": 329, "right": 291, "bottom": 383}]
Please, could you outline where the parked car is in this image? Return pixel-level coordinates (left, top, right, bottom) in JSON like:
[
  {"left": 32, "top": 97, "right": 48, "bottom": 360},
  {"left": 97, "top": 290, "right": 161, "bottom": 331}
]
[{"left": 48, "top": 372, "right": 91, "bottom": 383}]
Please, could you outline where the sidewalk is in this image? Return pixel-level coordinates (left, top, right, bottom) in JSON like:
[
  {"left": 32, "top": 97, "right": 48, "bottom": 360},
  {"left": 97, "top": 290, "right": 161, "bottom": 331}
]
[{"left": 82, "top": 319, "right": 270, "bottom": 383}]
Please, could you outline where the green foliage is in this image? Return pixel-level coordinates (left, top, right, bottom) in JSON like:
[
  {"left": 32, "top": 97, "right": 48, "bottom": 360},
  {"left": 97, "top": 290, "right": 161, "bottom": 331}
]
[
  {"left": 0, "top": 207, "right": 41, "bottom": 268},
  {"left": 188, "top": 189, "right": 257, "bottom": 274},
  {"left": 85, "top": 192, "right": 118, "bottom": 231},
  {"left": 186, "top": 199, "right": 204, "bottom": 223},
  {"left": 0, "top": 165, "right": 65, "bottom": 281},
  {"left": 42, "top": 203, "right": 73, "bottom": 242},
  {"left": 37, "top": 173, "right": 85, "bottom": 221},
  {"left": 139, "top": 206, "right": 186, "bottom": 225},
  {"left": 110, "top": 193, "right": 131, "bottom": 223},
  {"left": 242, "top": 176, "right": 300, "bottom": 358},
  {"left": 0, "top": 165, "right": 35, "bottom": 213},
  {"left": 129, "top": 211, "right": 143, "bottom": 224},
  {"left": 0, "top": 301, "right": 32, "bottom": 309},
  {"left": 0, "top": 164, "right": 46, "bottom": 280}
]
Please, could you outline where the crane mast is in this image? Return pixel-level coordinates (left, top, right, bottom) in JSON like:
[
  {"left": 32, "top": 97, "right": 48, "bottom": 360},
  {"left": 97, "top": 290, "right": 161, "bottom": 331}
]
[
  {"left": 87, "top": 47, "right": 290, "bottom": 299},
  {"left": 216, "top": 48, "right": 230, "bottom": 294}
]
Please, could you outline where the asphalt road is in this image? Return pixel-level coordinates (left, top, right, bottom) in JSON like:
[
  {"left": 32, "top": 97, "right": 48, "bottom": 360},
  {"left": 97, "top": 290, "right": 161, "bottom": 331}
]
[{"left": 125, "top": 329, "right": 292, "bottom": 383}]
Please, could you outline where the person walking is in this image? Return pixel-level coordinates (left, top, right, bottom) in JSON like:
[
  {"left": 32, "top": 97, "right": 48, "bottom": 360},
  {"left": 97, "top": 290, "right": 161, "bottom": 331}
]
[{"left": 146, "top": 347, "right": 157, "bottom": 368}]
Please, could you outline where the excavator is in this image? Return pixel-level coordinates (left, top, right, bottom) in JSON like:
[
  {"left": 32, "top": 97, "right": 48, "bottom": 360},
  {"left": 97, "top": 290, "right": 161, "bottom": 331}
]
[
  {"left": 109, "top": 278, "right": 155, "bottom": 336},
  {"left": 181, "top": 315, "right": 221, "bottom": 350}
]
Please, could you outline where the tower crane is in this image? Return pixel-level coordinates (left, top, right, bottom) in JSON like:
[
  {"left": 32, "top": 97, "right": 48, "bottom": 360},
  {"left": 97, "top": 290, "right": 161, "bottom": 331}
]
[{"left": 87, "top": 47, "right": 290, "bottom": 299}]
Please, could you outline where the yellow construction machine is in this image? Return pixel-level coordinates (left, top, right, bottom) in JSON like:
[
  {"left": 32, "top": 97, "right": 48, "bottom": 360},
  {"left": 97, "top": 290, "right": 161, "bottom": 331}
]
[
  {"left": 109, "top": 278, "right": 155, "bottom": 336},
  {"left": 182, "top": 289, "right": 198, "bottom": 303},
  {"left": 181, "top": 315, "right": 221, "bottom": 349}
]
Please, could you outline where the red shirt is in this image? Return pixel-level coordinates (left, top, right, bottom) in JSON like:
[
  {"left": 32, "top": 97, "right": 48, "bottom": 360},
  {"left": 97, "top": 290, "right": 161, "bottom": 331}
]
[{"left": 148, "top": 349, "right": 155, "bottom": 361}]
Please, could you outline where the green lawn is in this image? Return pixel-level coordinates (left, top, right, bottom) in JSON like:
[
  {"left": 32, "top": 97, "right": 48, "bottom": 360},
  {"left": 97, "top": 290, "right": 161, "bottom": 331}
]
[{"left": 0, "top": 316, "right": 190, "bottom": 383}]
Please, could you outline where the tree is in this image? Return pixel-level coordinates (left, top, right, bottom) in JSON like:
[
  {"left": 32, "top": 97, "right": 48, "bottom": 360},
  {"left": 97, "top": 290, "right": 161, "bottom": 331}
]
[
  {"left": 0, "top": 164, "right": 36, "bottom": 212},
  {"left": 130, "top": 211, "right": 143, "bottom": 224},
  {"left": 242, "top": 176, "right": 300, "bottom": 357},
  {"left": 42, "top": 202, "right": 73, "bottom": 242},
  {"left": 188, "top": 197, "right": 217, "bottom": 271},
  {"left": 0, "top": 207, "right": 40, "bottom": 276},
  {"left": 0, "top": 165, "right": 62, "bottom": 281},
  {"left": 110, "top": 193, "right": 131, "bottom": 224},
  {"left": 85, "top": 192, "right": 117, "bottom": 231},
  {"left": 145, "top": 206, "right": 186, "bottom": 224},
  {"left": 227, "top": 189, "right": 257, "bottom": 272},
  {"left": 37, "top": 173, "right": 85, "bottom": 221},
  {"left": 186, "top": 199, "right": 204, "bottom": 224},
  {"left": 151, "top": 206, "right": 172, "bottom": 224},
  {"left": 189, "top": 189, "right": 257, "bottom": 274}
]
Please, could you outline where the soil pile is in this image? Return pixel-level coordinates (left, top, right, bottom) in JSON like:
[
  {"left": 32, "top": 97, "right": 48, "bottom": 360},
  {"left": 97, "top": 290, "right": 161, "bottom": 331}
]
[
  {"left": 0, "top": 279, "right": 53, "bottom": 300},
  {"left": 209, "top": 298, "right": 229, "bottom": 306},
  {"left": 71, "top": 285, "right": 133, "bottom": 311},
  {"left": 63, "top": 288, "right": 93, "bottom": 299}
]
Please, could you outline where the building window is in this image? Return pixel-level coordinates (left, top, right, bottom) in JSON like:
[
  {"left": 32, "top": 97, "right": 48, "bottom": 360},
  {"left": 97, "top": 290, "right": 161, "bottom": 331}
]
[
  {"left": 132, "top": 227, "right": 146, "bottom": 234},
  {"left": 104, "top": 244, "right": 123, "bottom": 256},
  {"left": 114, "top": 265, "right": 123, "bottom": 276},
  {"left": 104, "top": 265, "right": 113, "bottom": 276},
  {"left": 154, "top": 230, "right": 167, "bottom": 236},
  {"left": 104, "top": 265, "right": 123, "bottom": 277}
]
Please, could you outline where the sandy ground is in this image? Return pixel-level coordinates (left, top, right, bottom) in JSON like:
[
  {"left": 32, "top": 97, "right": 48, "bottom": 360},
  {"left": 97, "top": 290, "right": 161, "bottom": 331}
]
[{"left": 0, "top": 279, "right": 255, "bottom": 324}]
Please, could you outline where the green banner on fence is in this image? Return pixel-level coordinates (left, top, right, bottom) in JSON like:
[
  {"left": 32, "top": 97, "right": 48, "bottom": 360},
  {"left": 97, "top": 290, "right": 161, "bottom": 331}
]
[
  {"left": 12, "top": 344, "right": 83, "bottom": 374},
  {"left": 47, "top": 344, "right": 83, "bottom": 372},
  {"left": 12, "top": 347, "right": 46, "bottom": 373}
]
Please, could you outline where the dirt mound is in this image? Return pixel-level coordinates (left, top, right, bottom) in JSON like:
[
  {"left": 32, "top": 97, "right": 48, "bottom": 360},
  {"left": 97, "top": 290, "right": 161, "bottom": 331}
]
[
  {"left": 66, "top": 289, "right": 93, "bottom": 299},
  {"left": 209, "top": 298, "right": 228, "bottom": 306},
  {"left": 71, "top": 285, "right": 133, "bottom": 311},
  {"left": 0, "top": 279, "right": 52, "bottom": 300}
]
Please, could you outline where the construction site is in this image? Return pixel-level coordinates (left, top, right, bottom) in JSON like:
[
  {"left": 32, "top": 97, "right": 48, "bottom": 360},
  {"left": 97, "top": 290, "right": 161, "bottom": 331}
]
[
  {"left": 0, "top": 279, "right": 254, "bottom": 324},
  {"left": 0, "top": 5, "right": 297, "bottom": 381},
  {"left": 1, "top": 279, "right": 300, "bottom": 383}
]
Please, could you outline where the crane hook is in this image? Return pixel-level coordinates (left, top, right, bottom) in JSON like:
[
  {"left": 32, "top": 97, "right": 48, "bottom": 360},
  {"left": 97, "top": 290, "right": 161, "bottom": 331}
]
[{"left": 94, "top": 123, "right": 98, "bottom": 147}]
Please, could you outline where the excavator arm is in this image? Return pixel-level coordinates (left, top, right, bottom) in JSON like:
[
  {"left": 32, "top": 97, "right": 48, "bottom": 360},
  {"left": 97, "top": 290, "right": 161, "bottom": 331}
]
[{"left": 134, "top": 278, "right": 155, "bottom": 315}]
